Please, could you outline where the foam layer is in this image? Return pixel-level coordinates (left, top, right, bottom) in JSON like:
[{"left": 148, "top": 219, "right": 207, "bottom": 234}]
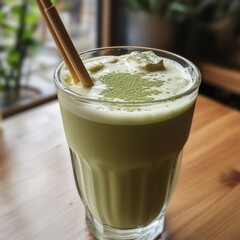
[{"left": 58, "top": 51, "right": 196, "bottom": 125}]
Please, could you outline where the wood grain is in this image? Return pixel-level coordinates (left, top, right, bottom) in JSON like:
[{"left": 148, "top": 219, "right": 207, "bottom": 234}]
[
  {"left": 0, "top": 95, "right": 240, "bottom": 240},
  {"left": 198, "top": 62, "right": 240, "bottom": 94}
]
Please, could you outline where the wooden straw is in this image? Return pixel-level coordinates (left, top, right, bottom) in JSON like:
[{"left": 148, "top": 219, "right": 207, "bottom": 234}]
[
  {"left": 37, "top": 0, "right": 94, "bottom": 87},
  {"left": 36, "top": 0, "right": 78, "bottom": 84}
]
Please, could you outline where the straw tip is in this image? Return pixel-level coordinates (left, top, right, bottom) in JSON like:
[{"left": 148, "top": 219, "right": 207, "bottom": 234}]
[{"left": 81, "top": 75, "right": 94, "bottom": 87}]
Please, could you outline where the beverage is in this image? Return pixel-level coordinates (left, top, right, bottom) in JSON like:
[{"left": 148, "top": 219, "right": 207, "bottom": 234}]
[{"left": 54, "top": 47, "right": 201, "bottom": 239}]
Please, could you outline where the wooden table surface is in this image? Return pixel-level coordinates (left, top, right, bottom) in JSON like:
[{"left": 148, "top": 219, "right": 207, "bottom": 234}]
[{"left": 0, "top": 95, "right": 240, "bottom": 240}]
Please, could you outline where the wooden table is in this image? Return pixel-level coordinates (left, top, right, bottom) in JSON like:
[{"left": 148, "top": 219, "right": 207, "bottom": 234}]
[{"left": 0, "top": 95, "right": 240, "bottom": 240}]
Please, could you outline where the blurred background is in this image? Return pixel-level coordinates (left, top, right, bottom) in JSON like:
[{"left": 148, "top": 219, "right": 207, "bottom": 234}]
[{"left": 0, "top": 0, "right": 240, "bottom": 119}]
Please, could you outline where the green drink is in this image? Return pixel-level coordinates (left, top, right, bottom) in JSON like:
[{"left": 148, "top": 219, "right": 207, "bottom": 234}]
[{"left": 54, "top": 47, "right": 201, "bottom": 239}]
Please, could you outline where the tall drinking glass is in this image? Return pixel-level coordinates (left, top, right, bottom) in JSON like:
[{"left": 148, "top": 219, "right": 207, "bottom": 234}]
[{"left": 54, "top": 47, "right": 201, "bottom": 240}]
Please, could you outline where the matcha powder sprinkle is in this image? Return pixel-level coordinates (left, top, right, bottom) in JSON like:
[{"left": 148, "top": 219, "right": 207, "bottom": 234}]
[{"left": 100, "top": 72, "right": 163, "bottom": 102}]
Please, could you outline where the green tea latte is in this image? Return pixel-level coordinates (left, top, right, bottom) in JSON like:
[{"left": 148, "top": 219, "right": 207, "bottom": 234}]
[{"left": 57, "top": 51, "right": 196, "bottom": 229}]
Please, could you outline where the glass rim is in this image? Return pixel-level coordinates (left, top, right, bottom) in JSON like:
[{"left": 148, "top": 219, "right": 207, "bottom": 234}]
[{"left": 54, "top": 46, "right": 201, "bottom": 105}]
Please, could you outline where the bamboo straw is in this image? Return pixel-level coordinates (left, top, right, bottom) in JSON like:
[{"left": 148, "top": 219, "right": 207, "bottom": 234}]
[
  {"left": 37, "top": 0, "right": 94, "bottom": 87},
  {"left": 36, "top": 0, "right": 78, "bottom": 84}
]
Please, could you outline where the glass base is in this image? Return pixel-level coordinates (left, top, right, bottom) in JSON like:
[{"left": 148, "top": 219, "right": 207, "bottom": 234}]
[{"left": 86, "top": 208, "right": 165, "bottom": 240}]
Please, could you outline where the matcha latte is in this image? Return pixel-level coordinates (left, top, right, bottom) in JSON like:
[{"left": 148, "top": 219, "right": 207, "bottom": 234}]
[{"left": 54, "top": 47, "right": 201, "bottom": 240}]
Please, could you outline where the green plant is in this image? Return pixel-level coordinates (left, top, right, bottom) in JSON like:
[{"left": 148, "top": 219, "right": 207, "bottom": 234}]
[
  {"left": 0, "top": 0, "right": 42, "bottom": 91},
  {"left": 126, "top": 0, "right": 240, "bottom": 22}
]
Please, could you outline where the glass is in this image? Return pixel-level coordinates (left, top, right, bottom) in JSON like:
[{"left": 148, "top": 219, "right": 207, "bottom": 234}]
[{"left": 54, "top": 47, "right": 201, "bottom": 240}]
